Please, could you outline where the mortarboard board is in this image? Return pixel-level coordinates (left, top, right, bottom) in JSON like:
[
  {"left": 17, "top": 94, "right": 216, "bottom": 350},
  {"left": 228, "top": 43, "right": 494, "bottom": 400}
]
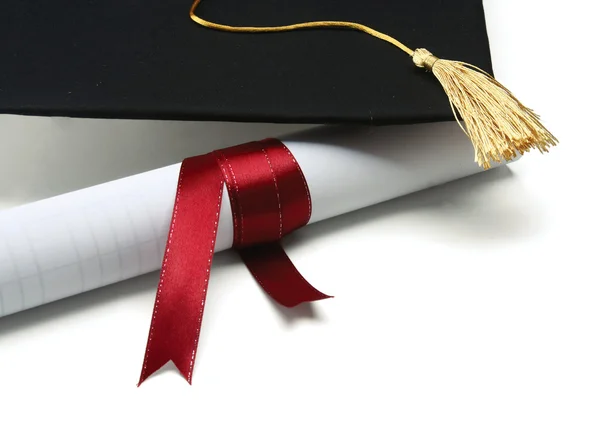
[
  {"left": 1, "top": 0, "right": 492, "bottom": 124},
  {"left": 1, "top": 0, "right": 555, "bottom": 167}
]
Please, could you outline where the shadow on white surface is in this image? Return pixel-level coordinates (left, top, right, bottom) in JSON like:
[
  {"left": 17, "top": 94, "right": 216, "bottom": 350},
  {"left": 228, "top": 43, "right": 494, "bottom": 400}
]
[
  {"left": 0, "top": 116, "right": 309, "bottom": 207},
  {"left": 264, "top": 292, "right": 319, "bottom": 323}
]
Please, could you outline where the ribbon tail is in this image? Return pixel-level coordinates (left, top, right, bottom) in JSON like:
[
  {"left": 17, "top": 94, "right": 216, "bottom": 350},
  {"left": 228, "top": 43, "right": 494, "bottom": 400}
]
[
  {"left": 138, "top": 155, "right": 224, "bottom": 386},
  {"left": 239, "top": 243, "right": 333, "bottom": 308}
]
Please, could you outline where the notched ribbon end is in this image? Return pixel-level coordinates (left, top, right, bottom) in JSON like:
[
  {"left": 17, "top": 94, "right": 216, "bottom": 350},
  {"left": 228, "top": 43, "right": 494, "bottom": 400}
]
[{"left": 137, "top": 357, "right": 195, "bottom": 387}]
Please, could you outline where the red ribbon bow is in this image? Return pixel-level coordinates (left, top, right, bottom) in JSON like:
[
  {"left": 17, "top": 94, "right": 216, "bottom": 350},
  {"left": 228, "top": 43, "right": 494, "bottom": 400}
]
[{"left": 138, "top": 138, "right": 332, "bottom": 385}]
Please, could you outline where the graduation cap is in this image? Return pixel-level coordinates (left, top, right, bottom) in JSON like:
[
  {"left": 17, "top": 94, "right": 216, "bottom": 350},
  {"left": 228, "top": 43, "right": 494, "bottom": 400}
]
[{"left": 1, "top": 0, "right": 555, "bottom": 167}]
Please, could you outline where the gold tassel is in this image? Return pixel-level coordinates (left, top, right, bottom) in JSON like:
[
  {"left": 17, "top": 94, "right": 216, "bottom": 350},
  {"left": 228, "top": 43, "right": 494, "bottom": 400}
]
[
  {"left": 412, "top": 49, "right": 557, "bottom": 169},
  {"left": 189, "top": 0, "right": 558, "bottom": 168}
]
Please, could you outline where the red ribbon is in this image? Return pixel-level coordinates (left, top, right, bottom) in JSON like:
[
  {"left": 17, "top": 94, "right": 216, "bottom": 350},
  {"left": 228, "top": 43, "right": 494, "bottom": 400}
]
[{"left": 138, "top": 139, "right": 332, "bottom": 385}]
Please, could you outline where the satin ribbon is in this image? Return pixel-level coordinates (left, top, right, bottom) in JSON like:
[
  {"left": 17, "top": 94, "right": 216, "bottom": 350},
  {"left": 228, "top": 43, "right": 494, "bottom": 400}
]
[{"left": 138, "top": 138, "right": 332, "bottom": 385}]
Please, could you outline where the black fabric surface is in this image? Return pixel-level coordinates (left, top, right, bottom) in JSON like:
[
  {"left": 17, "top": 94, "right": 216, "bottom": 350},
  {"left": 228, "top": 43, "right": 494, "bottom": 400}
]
[{"left": 0, "top": 0, "right": 492, "bottom": 124}]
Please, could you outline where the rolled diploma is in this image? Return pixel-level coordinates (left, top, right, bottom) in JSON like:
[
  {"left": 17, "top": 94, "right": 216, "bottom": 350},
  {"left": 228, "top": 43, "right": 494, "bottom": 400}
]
[{"left": 0, "top": 122, "right": 496, "bottom": 317}]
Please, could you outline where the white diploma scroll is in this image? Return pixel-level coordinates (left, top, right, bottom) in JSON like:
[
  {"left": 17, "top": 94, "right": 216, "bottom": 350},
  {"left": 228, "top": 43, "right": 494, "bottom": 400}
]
[{"left": 0, "top": 122, "right": 498, "bottom": 317}]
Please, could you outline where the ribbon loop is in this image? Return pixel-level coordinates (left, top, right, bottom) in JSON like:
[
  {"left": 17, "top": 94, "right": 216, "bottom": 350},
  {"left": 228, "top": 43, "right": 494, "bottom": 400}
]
[
  {"left": 139, "top": 139, "right": 331, "bottom": 386},
  {"left": 214, "top": 138, "right": 312, "bottom": 248}
]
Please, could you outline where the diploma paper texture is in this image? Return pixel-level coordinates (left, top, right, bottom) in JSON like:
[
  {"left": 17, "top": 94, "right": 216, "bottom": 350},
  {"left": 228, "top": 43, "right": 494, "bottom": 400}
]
[{"left": 0, "top": 123, "right": 492, "bottom": 317}]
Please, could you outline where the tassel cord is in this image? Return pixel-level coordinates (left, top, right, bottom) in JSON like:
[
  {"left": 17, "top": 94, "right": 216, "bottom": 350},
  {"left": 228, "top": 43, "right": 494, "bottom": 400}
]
[{"left": 189, "top": 0, "right": 415, "bottom": 56}]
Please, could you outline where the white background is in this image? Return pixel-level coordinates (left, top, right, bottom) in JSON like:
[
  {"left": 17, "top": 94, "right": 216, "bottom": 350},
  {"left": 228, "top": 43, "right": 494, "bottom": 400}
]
[{"left": 0, "top": 0, "right": 598, "bottom": 433}]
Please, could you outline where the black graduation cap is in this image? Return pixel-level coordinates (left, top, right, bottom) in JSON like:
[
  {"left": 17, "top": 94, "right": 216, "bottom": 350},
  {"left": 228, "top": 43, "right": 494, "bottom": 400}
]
[{"left": 0, "top": 0, "right": 493, "bottom": 125}]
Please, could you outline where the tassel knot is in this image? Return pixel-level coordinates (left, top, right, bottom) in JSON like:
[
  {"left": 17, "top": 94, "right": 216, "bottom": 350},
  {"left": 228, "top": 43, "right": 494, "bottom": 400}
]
[{"left": 412, "top": 48, "right": 439, "bottom": 70}]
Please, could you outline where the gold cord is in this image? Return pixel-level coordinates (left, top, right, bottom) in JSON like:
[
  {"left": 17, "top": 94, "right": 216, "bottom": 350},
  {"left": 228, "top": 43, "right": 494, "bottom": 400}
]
[{"left": 189, "top": 0, "right": 415, "bottom": 56}]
